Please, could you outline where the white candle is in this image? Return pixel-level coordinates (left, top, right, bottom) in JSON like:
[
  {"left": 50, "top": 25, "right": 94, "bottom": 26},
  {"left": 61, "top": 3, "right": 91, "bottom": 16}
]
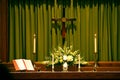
[
  {"left": 33, "top": 34, "right": 36, "bottom": 53},
  {"left": 94, "top": 34, "right": 97, "bottom": 53}
]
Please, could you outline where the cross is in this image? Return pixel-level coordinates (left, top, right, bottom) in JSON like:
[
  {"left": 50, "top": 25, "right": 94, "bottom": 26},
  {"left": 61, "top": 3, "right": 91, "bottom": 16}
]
[{"left": 52, "top": 7, "right": 76, "bottom": 46}]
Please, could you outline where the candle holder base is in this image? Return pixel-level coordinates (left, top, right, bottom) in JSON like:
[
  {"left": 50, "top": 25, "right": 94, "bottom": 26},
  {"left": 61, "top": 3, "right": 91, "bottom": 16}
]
[
  {"left": 92, "top": 52, "right": 98, "bottom": 72},
  {"left": 92, "top": 63, "right": 98, "bottom": 72},
  {"left": 78, "top": 68, "right": 81, "bottom": 72},
  {"left": 52, "top": 68, "right": 54, "bottom": 72}
]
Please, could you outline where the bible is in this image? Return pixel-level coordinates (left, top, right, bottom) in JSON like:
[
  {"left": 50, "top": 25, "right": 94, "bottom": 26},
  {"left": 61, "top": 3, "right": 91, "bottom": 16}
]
[{"left": 12, "top": 59, "right": 35, "bottom": 71}]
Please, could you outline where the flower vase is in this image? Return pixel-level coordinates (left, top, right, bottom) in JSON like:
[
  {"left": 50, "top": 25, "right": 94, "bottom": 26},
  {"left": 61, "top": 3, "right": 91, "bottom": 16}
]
[{"left": 63, "top": 62, "right": 68, "bottom": 72}]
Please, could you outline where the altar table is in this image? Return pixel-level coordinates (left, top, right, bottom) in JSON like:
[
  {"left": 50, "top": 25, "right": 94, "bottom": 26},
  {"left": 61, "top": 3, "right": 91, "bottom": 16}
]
[{"left": 10, "top": 71, "right": 120, "bottom": 80}]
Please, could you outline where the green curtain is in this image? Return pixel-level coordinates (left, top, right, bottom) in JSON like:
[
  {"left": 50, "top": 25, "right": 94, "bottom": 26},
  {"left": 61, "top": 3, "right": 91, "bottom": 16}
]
[{"left": 8, "top": 0, "right": 120, "bottom": 62}]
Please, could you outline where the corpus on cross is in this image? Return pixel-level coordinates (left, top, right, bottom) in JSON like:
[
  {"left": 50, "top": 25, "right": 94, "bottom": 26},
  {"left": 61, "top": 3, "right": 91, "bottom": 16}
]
[{"left": 52, "top": 7, "right": 76, "bottom": 46}]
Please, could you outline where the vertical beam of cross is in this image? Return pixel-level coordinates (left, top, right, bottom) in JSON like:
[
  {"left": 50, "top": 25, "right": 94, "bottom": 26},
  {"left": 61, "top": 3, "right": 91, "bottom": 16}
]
[
  {"left": 61, "top": 7, "right": 66, "bottom": 46},
  {"left": 52, "top": 6, "right": 76, "bottom": 47}
]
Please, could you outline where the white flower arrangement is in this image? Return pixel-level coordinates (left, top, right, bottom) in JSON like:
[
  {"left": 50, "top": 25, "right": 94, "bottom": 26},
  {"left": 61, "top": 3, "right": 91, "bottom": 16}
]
[{"left": 49, "top": 45, "right": 87, "bottom": 66}]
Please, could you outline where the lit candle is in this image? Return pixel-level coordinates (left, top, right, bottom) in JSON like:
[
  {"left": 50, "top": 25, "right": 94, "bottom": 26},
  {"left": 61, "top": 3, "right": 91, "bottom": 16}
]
[
  {"left": 94, "top": 34, "right": 97, "bottom": 53},
  {"left": 33, "top": 34, "right": 36, "bottom": 53}
]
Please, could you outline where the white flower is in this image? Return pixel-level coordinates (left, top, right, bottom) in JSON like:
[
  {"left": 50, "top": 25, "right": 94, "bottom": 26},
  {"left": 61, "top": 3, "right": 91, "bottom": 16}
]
[
  {"left": 63, "top": 55, "right": 67, "bottom": 60},
  {"left": 67, "top": 55, "right": 73, "bottom": 61}
]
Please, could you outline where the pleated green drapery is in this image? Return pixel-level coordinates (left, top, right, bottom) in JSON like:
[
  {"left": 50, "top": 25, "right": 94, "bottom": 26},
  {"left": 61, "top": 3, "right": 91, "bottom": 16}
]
[{"left": 8, "top": 0, "right": 120, "bottom": 62}]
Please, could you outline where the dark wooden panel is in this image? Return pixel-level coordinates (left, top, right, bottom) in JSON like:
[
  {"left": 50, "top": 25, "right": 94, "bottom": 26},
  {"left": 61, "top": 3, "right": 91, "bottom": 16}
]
[
  {"left": 2, "top": 61, "right": 120, "bottom": 72},
  {"left": 10, "top": 71, "right": 120, "bottom": 80},
  {"left": 0, "top": 0, "right": 2, "bottom": 62},
  {"left": 2, "top": 61, "right": 120, "bottom": 79},
  {"left": 0, "top": 0, "right": 8, "bottom": 62}
]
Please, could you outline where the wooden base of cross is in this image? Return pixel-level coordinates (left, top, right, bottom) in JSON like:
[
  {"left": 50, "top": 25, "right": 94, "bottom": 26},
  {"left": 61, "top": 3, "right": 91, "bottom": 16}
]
[{"left": 52, "top": 18, "right": 76, "bottom": 46}]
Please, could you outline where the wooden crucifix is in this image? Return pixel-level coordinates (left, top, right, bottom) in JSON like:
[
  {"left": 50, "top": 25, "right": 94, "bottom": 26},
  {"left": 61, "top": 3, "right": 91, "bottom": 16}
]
[{"left": 52, "top": 7, "right": 76, "bottom": 46}]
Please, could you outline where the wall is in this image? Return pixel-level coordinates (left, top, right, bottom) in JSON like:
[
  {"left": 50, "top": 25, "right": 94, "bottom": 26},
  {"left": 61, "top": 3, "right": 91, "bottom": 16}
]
[{"left": 0, "top": 0, "right": 8, "bottom": 62}]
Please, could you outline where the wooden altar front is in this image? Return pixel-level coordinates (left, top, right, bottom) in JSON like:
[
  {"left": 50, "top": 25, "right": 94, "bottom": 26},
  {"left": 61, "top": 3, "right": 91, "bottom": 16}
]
[
  {"left": 2, "top": 61, "right": 120, "bottom": 79},
  {"left": 10, "top": 71, "right": 120, "bottom": 80}
]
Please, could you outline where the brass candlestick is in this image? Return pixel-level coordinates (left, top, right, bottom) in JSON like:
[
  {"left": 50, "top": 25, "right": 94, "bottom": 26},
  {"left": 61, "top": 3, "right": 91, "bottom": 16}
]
[
  {"left": 78, "top": 54, "right": 81, "bottom": 72},
  {"left": 93, "top": 33, "right": 98, "bottom": 71},
  {"left": 52, "top": 54, "right": 54, "bottom": 72}
]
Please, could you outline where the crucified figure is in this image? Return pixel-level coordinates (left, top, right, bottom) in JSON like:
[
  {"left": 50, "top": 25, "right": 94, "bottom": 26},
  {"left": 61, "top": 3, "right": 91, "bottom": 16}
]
[{"left": 52, "top": 7, "right": 76, "bottom": 46}]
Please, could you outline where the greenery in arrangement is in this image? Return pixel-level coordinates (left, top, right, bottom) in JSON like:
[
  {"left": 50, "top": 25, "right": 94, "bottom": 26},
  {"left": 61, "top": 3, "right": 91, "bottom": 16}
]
[{"left": 48, "top": 45, "right": 88, "bottom": 66}]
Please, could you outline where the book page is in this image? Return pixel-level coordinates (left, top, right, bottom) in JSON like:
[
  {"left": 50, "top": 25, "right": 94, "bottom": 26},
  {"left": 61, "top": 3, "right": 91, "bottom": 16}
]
[
  {"left": 13, "top": 59, "right": 26, "bottom": 70},
  {"left": 23, "top": 59, "right": 35, "bottom": 71}
]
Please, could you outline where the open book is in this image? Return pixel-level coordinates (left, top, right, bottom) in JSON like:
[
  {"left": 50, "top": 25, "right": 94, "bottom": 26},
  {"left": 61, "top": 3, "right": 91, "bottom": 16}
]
[{"left": 12, "top": 59, "right": 35, "bottom": 71}]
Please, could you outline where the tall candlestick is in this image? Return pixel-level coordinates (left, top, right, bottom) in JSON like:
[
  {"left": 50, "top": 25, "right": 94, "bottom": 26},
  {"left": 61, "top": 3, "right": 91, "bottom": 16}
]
[
  {"left": 52, "top": 54, "right": 54, "bottom": 72},
  {"left": 33, "top": 34, "right": 36, "bottom": 53},
  {"left": 78, "top": 54, "right": 80, "bottom": 71},
  {"left": 94, "top": 34, "right": 97, "bottom": 53}
]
